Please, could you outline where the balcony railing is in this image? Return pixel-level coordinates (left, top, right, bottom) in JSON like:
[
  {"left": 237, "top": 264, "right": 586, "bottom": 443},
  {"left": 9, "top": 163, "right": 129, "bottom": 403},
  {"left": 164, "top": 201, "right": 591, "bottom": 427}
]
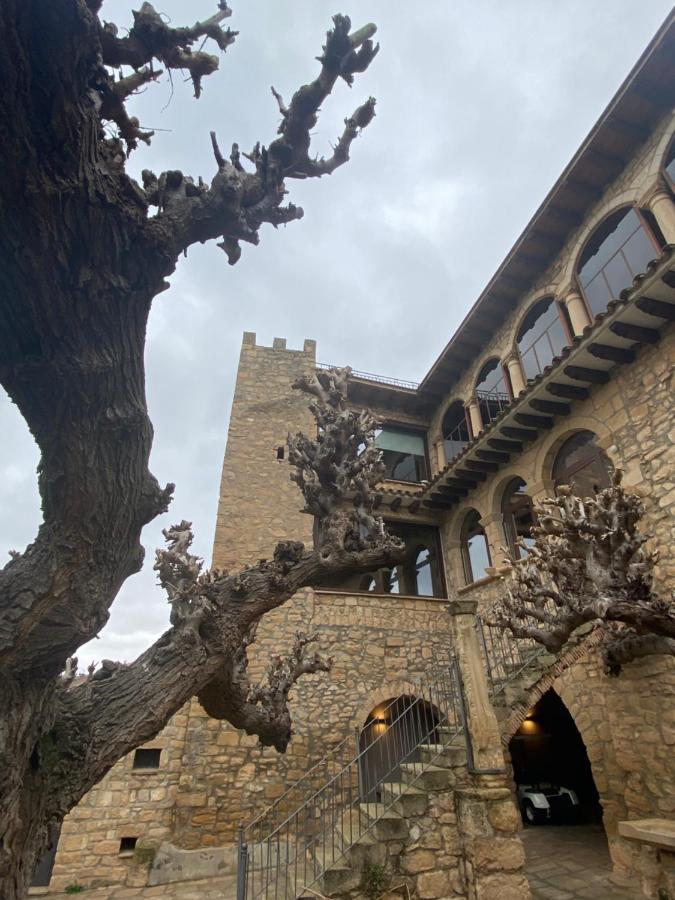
[
  {"left": 316, "top": 362, "right": 419, "bottom": 391},
  {"left": 443, "top": 421, "right": 470, "bottom": 464},
  {"left": 476, "top": 389, "right": 510, "bottom": 426}
]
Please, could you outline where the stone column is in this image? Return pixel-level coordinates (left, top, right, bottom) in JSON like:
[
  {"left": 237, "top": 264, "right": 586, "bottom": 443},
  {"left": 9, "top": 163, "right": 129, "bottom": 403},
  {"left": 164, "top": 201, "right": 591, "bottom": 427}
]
[
  {"left": 448, "top": 599, "right": 531, "bottom": 899},
  {"left": 482, "top": 513, "right": 508, "bottom": 570},
  {"left": 467, "top": 399, "right": 483, "bottom": 439},
  {"left": 435, "top": 439, "right": 447, "bottom": 472},
  {"left": 504, "top": 353, "right": 526, "bottom": 398},
  {"left": 448, "top": 599, "right": 505, "bottom": 772},
  {"left": 564, "top": 289, "right": 592, "bottom": 336},
  {"left": 647, "top": 189, "right": 675, "bottom": 244}
]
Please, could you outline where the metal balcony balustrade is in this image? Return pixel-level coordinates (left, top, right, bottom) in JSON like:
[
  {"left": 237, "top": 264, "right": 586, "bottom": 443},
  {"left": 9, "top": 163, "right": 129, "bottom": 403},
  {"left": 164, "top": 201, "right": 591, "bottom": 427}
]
[
  {"left": 316, "top": 361, "right": 419, "bottom": 391},
  {"left": 476, "top": 388, "right": 510, "bottom": 427}
]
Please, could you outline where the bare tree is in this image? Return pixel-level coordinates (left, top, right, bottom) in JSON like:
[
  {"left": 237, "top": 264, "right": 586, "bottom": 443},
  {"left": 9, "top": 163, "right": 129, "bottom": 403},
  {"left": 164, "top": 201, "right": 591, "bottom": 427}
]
[
  {"left": 0, "top": 3, "right": 395, "bottom": 895},
  {"left": 491, "top": 471, "right": 675, "bottom": 675}
]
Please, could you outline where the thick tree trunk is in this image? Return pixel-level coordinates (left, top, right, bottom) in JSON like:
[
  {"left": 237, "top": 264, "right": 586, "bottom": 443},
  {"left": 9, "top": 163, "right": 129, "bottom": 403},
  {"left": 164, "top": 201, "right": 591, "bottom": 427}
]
[{"left": 0, "top": 3, "right": 383, "bottom": 894}]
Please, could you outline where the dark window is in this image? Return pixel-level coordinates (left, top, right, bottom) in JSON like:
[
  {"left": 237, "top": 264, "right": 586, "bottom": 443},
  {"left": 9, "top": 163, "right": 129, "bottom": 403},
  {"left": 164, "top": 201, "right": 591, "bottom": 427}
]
[
  {"left": 665, "top": 136, "right": 675, "bottom": 190},
  {"left": 461, "top": 510, "right": 491, "bottom": 584},
  {"left": 133, "top": 748, "right": 161, "bottom": 770},
  {"left": 413, "top": 547, "right": 434, "bottom": 597},
  {"left": 276, "top": 446, "right": 285, "bottom": 460},
  {"left": 501, "top": 478, "right": 536, "bottom": 559},
  {"left": 552, "top": 431, "right": 614, "bottom": 497},
  {"left": 475, "top": 359, "right": 510, "bottom": 427},
  {"left": 359, "top": 574, "right": 377, "bottom": 592},
  {"left": 119, "top": 837, "right": 137, "bottom": 856},
  {"left": 517, "top": 297, "right": 569, "bottom": 381},
  {"left": 577, "top": 208, "right": 657, "bottom": 316},
  {"left": 442, "top": 401, "right": 470, "bottom": 463},
  {"left": 375, "top": 427, "right": 428, "bottom": 483}
]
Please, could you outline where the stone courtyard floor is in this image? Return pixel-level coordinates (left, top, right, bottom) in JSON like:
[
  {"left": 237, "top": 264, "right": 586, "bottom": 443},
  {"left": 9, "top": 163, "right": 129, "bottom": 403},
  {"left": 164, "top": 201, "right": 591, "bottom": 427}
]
[{"left": 522, "top": 822, "right": 640, "bottom": 899}]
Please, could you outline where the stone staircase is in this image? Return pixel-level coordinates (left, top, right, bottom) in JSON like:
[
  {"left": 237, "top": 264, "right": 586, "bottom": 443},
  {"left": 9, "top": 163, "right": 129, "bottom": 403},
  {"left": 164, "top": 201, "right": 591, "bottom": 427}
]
[
  {"left": 296, "top": 739, "right": 468, "bottom": 898},
  {"left": 489, "top": 652, "right": 558, "bottom": 724}
]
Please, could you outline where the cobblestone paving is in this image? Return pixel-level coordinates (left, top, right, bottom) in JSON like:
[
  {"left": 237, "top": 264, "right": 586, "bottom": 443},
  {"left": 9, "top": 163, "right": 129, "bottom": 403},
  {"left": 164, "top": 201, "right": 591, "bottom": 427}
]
[{"left": 523, "top": 823, "right": 641, "bottom": 899}]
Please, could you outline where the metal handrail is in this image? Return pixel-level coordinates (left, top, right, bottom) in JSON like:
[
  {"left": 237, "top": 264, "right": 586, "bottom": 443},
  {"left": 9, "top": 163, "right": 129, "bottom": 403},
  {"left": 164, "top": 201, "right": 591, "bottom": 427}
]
[
  {"left": 237, "top": 657, "right": 464, "bottom": 900},
  {"left": 476, "top": 613, "right": 552, "bottom": 697},
  {"left": 316, "top": 362, "right": 419, "bottom": 391},
  {"left": 242, "top": 685, "right": 438, "bottom": 839}
]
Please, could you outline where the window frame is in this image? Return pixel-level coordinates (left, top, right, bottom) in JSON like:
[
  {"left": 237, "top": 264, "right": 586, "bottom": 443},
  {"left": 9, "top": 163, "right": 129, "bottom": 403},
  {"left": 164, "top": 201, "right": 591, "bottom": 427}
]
[
  {"left": 441, "top": 400, "right": 472, "bottom": 464},
  {"left": 475, "top": 358, "right": 511, "bottom": 428},
  {"left": 552, "top": 430, "right": 614, "bottom": 497},
  {"left": 575, "top": 206, "right": 661, "bottom": 318},
  {"left": 460, "top": 509, "right": 491, "bottom": 585},
  {"left": 376, "top": 422, "right": 430, "bottom": 484},
  {"left": 516, "top": 296, "right": 572, "bottom": 382}
]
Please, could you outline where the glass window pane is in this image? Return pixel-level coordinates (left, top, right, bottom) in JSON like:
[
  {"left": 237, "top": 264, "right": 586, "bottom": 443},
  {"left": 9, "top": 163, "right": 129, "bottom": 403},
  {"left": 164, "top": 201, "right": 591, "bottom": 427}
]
[
  {"left": 520, "top": 347, "right": 540, "bottom": 381},
  {"left": 603, "top": 252, "right": 633, "bottom": 299},
  {"left": 622, "top": 227, "right": 655, "bottom": 276},
  {"left": 533, "top": 333, "right": 554, "bottom": 371},
  {"left": 547, "top": 318, "right": 567, "bottom": 358},
  {"left": 578, "top": 209, "right": 640, "bottom": 286},
  {"left": 375, "top": 429, "right": 425, "bottom": 455},
  {"left": 444, "top": 438, "right": 468, "bottom": 462},
  {"left": 414, "top": 549, "right": 433, "bottom": 597},
  {"left": 467, "top": 534, "right": 490, "bottom": 581},
  {"left": 583, "top": 273, "right": 612, "bottom": 316}
]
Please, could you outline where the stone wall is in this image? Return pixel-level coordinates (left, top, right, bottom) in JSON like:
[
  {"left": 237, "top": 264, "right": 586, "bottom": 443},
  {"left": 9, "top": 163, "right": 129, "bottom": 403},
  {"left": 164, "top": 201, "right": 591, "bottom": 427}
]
[{"left": 172, "top": 589, "right": 456, "bottom": 849}]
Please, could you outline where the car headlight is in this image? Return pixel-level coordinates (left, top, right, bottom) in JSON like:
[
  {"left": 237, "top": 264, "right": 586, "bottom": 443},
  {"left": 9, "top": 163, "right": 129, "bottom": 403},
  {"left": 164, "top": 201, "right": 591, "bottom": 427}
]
[{"left": 529, "top": 793, "right": 549, "bottom": 809}]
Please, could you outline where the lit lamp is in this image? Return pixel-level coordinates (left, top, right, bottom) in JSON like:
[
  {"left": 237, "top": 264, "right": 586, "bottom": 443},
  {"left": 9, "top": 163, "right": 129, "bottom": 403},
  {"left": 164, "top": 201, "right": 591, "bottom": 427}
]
[{"left": 372, "top": 717, "right": 388, "bottom": 734}]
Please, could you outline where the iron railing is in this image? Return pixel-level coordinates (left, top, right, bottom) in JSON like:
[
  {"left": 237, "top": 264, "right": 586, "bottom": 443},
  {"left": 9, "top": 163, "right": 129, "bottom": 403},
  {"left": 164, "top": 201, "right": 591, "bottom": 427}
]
[
  {"left": 476, "top": 614, "right": 550, "bottom": 698},
  {"left": 476, "top": 389, "right": 510, "bottom": 427},
  {"left": 316, "top": 362, "right": 419, "bottom": 391},
  {"left": 443, "top": 421, "right": 470, "bottom": 465},
  {"left": 236, "top": 657, "right": 465, "bottom": 900}
]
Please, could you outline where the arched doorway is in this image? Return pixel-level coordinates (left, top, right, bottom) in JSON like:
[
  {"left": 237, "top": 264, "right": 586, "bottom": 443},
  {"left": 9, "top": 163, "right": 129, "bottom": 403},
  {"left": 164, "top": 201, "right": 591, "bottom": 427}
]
[
  {"left": 509, "top": 690, "right": 601, "bottom": 826},
  {"left": 358, "top": 696, "right": 439, "bottom": 801}
]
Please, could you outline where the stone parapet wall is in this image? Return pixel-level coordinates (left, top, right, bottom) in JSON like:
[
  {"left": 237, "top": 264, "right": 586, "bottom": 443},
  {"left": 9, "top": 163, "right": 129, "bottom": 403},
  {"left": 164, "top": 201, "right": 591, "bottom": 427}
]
[{"left": 172, "top": 589, "right": 454, "bottom": 848}]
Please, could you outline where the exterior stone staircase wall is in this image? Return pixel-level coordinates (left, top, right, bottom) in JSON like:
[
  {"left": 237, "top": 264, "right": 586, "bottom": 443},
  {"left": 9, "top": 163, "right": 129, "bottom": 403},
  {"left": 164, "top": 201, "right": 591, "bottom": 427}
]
[{"left": 302, "top": 742, "right": 529, "bottom": 900}]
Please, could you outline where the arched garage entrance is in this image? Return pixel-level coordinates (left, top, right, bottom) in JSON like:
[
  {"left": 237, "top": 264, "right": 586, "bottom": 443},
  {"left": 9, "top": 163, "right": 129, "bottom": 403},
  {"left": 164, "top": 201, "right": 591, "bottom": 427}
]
[
  {"left": 509, "top": 689, "right": 601, "bottom": 825},
  {"left": 358, "top": 695, "right": 439, "bottom": 801}
]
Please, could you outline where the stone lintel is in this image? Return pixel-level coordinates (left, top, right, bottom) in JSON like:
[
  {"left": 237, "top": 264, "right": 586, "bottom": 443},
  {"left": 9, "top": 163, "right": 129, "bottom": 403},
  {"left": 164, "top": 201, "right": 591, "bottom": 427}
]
[
  {"left": 618, "top": 818, "right": 675, "bottom": 850},
  {"left": 447, "top": 598, "right": 478, "bottom": 616}
]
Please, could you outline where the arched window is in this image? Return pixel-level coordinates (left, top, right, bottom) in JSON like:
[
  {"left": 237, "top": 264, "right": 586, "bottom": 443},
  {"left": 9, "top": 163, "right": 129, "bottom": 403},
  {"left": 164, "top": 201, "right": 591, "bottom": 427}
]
[
  {"left": 442, "top": 401, "right": 470, "bottom": 463},
  {"left": 475, "top": 359, "right": 510, "bottom": 427},
  {"left": 552, "top": 431, "right": 613, "bottom": 497},
  {"left": 664, "top": 135, "right": 675, "bottom": 192},
  {"left": 461, "top": 510, "right": 491, "bottom": 584},
  {"left": 501, "top": 477, "right": 536, "bottom": 559},
  {"left": 516, "top": 297, "right": 569, "bottom": 381},
  {"left": 576, "top": 207, "right": 659, "bottom": 316}
]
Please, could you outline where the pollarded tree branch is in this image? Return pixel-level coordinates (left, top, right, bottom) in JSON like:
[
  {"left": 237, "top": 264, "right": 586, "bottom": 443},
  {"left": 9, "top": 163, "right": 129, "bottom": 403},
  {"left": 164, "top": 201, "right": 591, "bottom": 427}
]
[
  {"left": 491, "top": 471, "right": 675, "bottom": 674},
  {"left": 36, "top": 369, "right": 402, "bottom": 820},
  {"left": 142, "top": 13, "right": 379, "bottom": 264},
  {"left": 98, "top": 2, "right": 237, "bottom": 97}
]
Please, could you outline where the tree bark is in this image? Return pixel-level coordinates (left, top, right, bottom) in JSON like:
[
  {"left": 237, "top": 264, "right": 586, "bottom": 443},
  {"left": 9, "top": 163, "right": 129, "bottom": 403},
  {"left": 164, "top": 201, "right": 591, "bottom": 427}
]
[{"left": 0, "top": 3, "right": 383, "bottom": 895}]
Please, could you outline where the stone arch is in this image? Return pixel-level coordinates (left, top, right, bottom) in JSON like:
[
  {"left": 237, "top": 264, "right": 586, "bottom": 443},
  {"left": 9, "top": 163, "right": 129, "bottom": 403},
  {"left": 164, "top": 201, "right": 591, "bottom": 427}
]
[
  {"left": 487, "top": 470, "right": 537, "bottom": 522},
  {"left": 349, "top": 679, "right": 419, "bottom": 736},
  {"left": 534, "top": 418, "right": 615, "bottom": 489},
  {"left": 501, "top": 283, "right": 561, "bottom": 355}
]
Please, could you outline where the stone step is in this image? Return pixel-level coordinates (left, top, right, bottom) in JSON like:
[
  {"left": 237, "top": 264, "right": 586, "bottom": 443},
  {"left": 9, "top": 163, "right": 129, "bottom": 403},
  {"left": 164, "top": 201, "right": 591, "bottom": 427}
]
[
  {"left": 319, "top": 858, "right": 361, "bottom": 897},
  {"left": 380, "top": 781, "right": 428, "bottom": 816},
  {"left": 418, "top": 743, "right": 467, "bottom": 768},
  {"left": 359, "top": 803, "right": 409, "bottom": 840},
  {"left": 400, "top": 762, "right": 455, "bottom": 791}
]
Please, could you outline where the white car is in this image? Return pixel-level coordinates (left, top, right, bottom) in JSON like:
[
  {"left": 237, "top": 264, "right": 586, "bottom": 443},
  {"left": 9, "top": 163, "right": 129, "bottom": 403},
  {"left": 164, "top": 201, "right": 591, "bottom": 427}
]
[{"left": 517, "top": 783, "right": 580, "bottom": 824}]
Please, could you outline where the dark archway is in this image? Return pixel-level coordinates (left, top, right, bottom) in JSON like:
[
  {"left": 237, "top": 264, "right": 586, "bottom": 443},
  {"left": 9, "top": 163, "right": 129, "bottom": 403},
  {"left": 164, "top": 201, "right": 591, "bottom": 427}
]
[
  {"left": 509, "top": 690, "right": 601, "bottom": 826},
  {"left": 358, "top": 696, "right": 439, "bottom": 801}
]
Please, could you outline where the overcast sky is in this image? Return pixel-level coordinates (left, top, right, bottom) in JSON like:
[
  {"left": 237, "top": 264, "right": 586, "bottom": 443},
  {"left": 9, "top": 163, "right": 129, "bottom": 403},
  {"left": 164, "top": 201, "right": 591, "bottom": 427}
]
[{"left": 1, "top": 0, "right": 672, "bottom": 667}]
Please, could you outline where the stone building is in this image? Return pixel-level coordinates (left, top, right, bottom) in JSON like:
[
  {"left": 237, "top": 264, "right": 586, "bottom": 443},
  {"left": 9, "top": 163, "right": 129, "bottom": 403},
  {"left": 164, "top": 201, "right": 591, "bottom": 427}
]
[{"left": 42, "top": 12, "right": 675, "bottom": 900}]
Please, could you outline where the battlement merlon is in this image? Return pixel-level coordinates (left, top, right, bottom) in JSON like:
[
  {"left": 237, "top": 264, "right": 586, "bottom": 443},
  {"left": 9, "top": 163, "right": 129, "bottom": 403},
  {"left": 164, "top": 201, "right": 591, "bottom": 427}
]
[{"left": 241, "top": 331, "right": 317, "bottom": 360}]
